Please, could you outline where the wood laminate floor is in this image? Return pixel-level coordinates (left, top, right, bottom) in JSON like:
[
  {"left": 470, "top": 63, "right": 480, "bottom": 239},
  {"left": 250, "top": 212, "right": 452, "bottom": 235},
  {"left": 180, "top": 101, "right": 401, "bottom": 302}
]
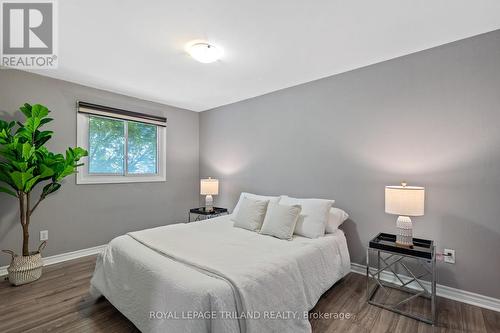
[{"left": 0, "top": 255, "right": 499, "bottom": 333}]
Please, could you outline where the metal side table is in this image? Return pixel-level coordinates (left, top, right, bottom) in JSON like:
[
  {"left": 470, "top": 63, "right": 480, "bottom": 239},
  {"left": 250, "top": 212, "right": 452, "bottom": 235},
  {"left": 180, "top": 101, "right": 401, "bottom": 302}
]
[{"left": 366, "top": 233, "right": 436, "bottom": 325}]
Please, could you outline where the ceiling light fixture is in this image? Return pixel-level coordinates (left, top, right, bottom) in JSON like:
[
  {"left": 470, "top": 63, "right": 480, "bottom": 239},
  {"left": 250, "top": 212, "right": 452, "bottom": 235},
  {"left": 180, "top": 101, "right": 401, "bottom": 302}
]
[{"left": 187, "top": 42, "right": 222, "bottom": 63}]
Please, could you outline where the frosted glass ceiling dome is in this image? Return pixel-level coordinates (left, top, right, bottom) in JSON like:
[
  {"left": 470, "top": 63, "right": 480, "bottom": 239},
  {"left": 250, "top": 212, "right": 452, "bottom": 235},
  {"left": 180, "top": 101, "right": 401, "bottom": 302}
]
[{"left": 187, "top": 42, "right": 223, "bottom": 63}]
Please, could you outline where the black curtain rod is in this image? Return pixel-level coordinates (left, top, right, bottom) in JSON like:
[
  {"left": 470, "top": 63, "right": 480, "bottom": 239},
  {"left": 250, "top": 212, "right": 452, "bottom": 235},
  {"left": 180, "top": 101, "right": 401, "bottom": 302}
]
[{"left": 77, "top": 101, "right": 167, "bottom": 123}]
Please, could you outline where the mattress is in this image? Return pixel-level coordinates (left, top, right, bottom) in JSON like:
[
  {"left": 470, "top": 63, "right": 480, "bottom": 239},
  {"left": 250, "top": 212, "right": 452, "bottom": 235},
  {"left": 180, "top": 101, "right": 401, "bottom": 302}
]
[{"left": 90, "top": 215, "right": 350, "bottom": 333}]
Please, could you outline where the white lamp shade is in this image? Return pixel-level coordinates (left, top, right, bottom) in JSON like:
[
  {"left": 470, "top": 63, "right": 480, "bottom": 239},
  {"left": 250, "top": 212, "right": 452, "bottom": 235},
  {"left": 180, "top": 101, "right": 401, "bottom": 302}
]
[
  {"left": 200, "top": 178, "right": 219, "bottom": 195},
  {"left": 385, "top": 185, "right": 425, "bottom": 216}
]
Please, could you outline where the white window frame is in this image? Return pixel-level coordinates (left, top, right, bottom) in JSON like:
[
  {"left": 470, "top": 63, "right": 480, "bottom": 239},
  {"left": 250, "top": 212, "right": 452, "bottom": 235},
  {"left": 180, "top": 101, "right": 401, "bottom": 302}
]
[{"left": 76, "top": 112, "right": 166, "bottom": 184}]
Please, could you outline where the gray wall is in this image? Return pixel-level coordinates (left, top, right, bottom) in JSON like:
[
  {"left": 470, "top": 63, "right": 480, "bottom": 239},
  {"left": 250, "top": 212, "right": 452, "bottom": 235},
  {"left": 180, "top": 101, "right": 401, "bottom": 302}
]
[
  {"left": 0, "top": 70, "right": 199, "bottom": 266},
  {"left": 200, "top": 30, "right": 500, "bottom": 298}
]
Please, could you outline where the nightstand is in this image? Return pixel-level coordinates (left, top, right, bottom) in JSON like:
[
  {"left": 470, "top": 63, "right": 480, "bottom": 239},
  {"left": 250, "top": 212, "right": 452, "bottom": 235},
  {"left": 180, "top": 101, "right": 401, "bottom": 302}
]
[
  {"left": 366, "top": 233, "right": 436, "bottom": 325},
  {"left": 188, "top": 207, "right": 228, "bottom": 222}
]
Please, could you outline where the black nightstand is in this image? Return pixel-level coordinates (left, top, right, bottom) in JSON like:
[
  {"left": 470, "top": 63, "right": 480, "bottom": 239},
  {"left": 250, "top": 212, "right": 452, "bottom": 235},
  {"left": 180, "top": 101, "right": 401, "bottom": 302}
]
[
  {"left": 366, "top": 233, "right": 436, "bottom": 325},
  {"left": 188, "top": 207, "right": 229, "bottom": 222}
]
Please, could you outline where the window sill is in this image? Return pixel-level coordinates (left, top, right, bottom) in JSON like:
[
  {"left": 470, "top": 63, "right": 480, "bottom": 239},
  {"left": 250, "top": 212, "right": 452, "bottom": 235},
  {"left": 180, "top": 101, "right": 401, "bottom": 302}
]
[{"left": 76, "top": 174, "right": 166, "bottom": 185}]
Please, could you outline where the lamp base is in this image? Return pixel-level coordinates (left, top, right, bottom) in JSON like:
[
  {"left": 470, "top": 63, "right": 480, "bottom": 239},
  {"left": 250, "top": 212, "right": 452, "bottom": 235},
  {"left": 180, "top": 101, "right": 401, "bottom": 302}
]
[
  {"left": 395, "top": 215, "right": 413, "bottom": 247},
  {"left": 205, "top": 195, "right": 214, "bottom": 212}
]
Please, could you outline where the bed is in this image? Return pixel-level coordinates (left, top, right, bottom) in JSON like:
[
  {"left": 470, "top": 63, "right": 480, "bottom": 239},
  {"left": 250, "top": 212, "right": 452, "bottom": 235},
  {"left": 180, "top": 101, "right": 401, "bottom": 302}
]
[{"left": 90, "top": 214, "right": 350, "bottom": 333}]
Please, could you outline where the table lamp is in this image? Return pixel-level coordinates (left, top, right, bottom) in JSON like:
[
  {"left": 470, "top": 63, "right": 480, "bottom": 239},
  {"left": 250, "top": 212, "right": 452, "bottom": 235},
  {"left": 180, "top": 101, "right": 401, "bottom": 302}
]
[
  {"left": 200, "top": 177, "right": 219, "bottom": 212},
  {"left": 385, "top": 182, "right": 425, "bottom": 247}
]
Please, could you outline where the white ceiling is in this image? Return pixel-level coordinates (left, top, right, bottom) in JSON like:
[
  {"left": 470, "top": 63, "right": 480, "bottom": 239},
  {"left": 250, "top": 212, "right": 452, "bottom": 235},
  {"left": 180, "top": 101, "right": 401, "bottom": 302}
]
[{"left": 33, "top": 0, "right": 500, "bottom": 111}]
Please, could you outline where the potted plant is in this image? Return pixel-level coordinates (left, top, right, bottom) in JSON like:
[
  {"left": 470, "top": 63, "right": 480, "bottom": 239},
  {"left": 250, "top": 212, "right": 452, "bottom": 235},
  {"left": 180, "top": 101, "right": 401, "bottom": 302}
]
[{"left": 0, "top": 103, "right": 87, "bottom": 285}]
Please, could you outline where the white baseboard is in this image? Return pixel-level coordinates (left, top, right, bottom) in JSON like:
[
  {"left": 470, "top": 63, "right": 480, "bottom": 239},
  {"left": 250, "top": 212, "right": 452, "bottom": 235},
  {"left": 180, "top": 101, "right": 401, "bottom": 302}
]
[
  {"left": 0, "top": 244, "right": 107, "bottom": 277},
  {"left": 351, "top": 262, "right": 500, "bottom": 313}
]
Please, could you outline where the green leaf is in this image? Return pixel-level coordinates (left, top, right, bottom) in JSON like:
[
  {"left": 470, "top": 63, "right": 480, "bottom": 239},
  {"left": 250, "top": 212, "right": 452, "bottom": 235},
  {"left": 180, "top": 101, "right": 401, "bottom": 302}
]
[
  {"left": 65, "top": 148, "right": 74, "bottom": 163},
  {"left": 0, "top": 146, "right": 16, "bottom": 160},
  {"left": 15, "top": 127, "right": 32, "bottom": 141},
  {"left": 24, "top": 175, "right": 41, "bottom": 192},
  {"left": 0, "top": 161, "right": 13, "bottom": 171},
  {"left": 26, "top": 117, "right": 42, "bottom": 132},
  {"left": 56, "top": 165, "right": 75, "bottom": 181},
  {"left": 0, "top": 120, "right": 14, "bottom": 138},
  {"left": 39, "top": 164, "right": 54, "bottom": 179},
  {"left": 9, "top": 173, "right": 23, "bottom": 190},
  {"left": 72, "top": 147, "right": 88, "bottom": 160},
  {"left": 42, "top": 182, "right": 61, "bottom": 198},
  {"left": 0, "top": 186, "right": 17, "bottom": 197},
  {"left": 11, "top": 161, "right": 28, "bottom": 171},
  {"left": 21, "top": 142, "right": 33, "bottom": 160},
  {"left": 26, "top": 166, "right": 36, "bottom": 175},
  {"left": 0, "top": 128, "right": 11, "bottom": 143},
  {"left": 19, "top": 104, "right": 32, "bottom": 118},
  {"left": 36, "top": 136, "right": 51, "bottom": 148},
  {"left": 36, "top": 130, "right": 53, "bottom": 139},
  {"left": 35, "top": 130, "right": 53, "bottom": 147},
  {"left": 31, "top": 104, "right": 50, "bottom": 118},
  {"left": 10, "top": 171, "right": 32, "bottom": 190},
  {"left": 0, "top": 172, "right": 15, "bottom": 188},
  {"left": 39, "top": 118, "right": 53, "bottom": 126}
]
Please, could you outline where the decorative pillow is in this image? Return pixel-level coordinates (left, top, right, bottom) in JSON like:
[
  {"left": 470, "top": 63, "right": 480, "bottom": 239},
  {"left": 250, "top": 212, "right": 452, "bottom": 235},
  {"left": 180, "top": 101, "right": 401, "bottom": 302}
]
[
  {"left": 232, "top": 192, "right": 279, "bottom": 216},
  {"left": 260, "top": 202, "right": 302, "bottom": 240},
  {"left": 325, "top": 207, "right": 349, "bottom": 233},
  {"left": 232, "top": 197, "right": 269, "bottom": 231},
  {"left": 279, "top": 196, "right": 334, "bottom": 238}
]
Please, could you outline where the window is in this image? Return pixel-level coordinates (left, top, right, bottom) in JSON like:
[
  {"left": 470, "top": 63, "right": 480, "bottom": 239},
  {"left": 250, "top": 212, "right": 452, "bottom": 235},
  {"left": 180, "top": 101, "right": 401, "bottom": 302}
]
[
  {"left": 77, "top": 102, "right": 166, "bottom": 184},
  {"left": 87, "top": 117, "right": 158, "bottom": 175}
]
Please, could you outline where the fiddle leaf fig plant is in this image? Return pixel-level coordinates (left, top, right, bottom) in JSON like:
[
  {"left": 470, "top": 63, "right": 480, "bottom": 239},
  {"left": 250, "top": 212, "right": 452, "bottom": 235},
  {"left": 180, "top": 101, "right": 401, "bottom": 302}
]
[{"left": 0, "top": 103, "right": 87, "bottom": 256}]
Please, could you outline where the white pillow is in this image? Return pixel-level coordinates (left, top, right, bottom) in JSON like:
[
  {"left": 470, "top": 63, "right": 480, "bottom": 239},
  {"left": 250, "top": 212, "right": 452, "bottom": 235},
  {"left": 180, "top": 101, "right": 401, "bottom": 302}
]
[
  {"left": 232, "top": 192, "right": 279, "bottom": 216},
  {"left": 279, "top": 196, "right": 334, "bottom": 238},
  {"left": 260, "top": 202, "right": 302, "bottom": 240},
  {"left": 232, "top": 197, "right": 269, "bottom": 231},
  {"left": 325, "top": 207, "right": 349, "bottom": 233}
]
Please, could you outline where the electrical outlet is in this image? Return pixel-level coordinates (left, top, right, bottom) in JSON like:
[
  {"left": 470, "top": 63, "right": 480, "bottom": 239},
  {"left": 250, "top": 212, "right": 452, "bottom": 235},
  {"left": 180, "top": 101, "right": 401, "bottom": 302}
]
[
  {"left": 40, "top": 230, "right": 48, "bottom": 241},
  {"left": 444, "top": 249, "right": 455, "bottom": 264}
]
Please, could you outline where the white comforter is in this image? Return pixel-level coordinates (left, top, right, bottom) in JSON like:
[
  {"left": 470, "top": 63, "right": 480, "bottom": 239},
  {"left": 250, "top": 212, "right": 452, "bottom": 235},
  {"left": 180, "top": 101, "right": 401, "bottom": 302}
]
[{"left": 90, "top": 215, "right": 350, "bottom": 333}]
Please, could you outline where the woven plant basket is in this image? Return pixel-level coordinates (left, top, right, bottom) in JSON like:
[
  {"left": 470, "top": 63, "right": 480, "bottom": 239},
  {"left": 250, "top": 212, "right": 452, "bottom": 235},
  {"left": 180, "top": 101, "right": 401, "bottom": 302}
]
[{"left": 2, "top": 241, "right": 46, "bottom": 286}]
